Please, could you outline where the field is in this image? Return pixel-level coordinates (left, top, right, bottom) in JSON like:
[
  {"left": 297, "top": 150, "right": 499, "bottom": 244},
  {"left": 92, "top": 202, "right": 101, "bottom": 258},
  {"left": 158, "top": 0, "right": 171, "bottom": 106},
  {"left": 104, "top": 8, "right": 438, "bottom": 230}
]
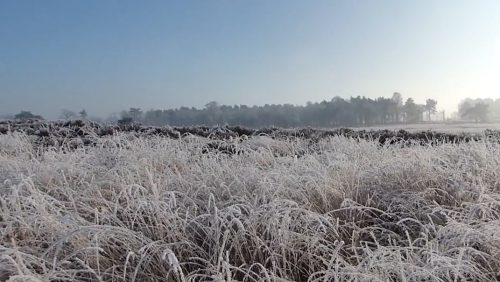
[
  {"left": 360, "top": 122, "right": 500, "bottom": 134},
  {"left": 1, "top": 121, "right": 500, "bottom": 281}
]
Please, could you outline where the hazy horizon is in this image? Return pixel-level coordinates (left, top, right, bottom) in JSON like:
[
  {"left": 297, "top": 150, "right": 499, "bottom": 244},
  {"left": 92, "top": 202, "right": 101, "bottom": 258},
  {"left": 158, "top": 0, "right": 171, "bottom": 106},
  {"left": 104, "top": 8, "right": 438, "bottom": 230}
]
[{"left": 1, "top": 0, "right": 500, "bottom": 119}]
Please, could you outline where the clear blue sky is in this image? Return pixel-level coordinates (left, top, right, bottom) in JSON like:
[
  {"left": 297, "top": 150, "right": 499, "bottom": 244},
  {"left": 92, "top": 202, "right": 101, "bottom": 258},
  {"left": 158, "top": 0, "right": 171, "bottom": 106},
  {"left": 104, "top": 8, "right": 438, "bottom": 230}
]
[{"left": 1, "top": 0, "right": 499, "bottom": 118}]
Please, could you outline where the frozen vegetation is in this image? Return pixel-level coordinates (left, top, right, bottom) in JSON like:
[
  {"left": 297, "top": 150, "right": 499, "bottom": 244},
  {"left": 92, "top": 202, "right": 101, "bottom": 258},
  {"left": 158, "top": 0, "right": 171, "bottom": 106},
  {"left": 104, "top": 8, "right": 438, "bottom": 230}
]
[{"left": 0, "top": 124, "right": 499, "bottom": 281}]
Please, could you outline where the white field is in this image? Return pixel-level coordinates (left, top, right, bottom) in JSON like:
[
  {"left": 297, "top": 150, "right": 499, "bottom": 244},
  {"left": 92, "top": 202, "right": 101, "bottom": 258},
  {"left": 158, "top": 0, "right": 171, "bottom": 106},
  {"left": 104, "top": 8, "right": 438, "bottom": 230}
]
[
  {"left": 359, "top": 122, "right": 500, "bottom": 133},
  {"left": 0, "top": 133, "right": 499, "bottom": 281}
]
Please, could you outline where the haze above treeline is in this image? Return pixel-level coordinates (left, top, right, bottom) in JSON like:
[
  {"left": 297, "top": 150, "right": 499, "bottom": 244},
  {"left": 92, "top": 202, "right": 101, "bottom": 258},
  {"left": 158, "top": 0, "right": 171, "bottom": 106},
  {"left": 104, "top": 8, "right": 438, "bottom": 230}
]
[{"left": 4, "top": 94, "right": 500, "bottom": 128}]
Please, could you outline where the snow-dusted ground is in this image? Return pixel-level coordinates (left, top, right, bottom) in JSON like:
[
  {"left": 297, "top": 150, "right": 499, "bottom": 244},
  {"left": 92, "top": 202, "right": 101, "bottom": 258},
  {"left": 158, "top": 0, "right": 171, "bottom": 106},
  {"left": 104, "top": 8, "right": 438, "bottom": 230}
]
[
  {"left": 360, "top": 122, "right": 500, "bottom": 133},
  {"left": 0, "top": 132, "right": 499, "bottom": 281}
]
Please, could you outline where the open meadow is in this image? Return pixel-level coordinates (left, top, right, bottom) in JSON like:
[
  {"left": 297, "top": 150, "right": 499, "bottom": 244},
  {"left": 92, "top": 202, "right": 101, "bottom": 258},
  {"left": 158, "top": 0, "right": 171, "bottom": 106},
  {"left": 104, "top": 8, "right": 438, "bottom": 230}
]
[
  {"left": 360, "top": 122, "right": 500, "bottom": 133},
  {"left": 1, "top": 121, "right": 499, "bottom": 281}
]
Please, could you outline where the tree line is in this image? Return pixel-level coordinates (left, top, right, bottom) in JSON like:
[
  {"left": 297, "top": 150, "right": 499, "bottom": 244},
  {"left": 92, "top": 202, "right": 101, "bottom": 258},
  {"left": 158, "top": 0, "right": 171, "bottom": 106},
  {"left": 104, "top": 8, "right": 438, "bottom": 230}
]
[
  {"left": 6, "top": 95, "right": 498, "bottom": 128},
  {"left": 120, "top": 93, "right": 440, "bottom": 127}
]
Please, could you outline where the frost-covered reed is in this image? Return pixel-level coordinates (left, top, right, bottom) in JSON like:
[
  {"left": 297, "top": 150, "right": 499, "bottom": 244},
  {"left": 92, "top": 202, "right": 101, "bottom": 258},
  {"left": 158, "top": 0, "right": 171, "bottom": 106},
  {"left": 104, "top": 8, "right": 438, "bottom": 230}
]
[{"left": 0, "top": 133, "right": 499, "bottom": 281}]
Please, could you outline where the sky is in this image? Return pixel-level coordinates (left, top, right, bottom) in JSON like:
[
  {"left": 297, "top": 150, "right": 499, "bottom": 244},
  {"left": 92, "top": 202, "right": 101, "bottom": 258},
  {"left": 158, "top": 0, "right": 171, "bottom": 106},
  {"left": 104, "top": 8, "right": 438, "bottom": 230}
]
[{"left": 1, "top": 0, "right": 500, "bottom": 119}]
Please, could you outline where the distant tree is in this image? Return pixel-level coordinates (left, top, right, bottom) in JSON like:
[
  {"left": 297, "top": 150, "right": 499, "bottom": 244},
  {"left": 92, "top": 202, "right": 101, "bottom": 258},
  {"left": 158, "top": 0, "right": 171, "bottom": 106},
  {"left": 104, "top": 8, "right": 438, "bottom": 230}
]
[
  {"left": 459, "top": 100, "right": 489, "bottom": 122},
  {"left": 392, "top": 92, "right": 404, "bottom": 122},
  {"left": 128, "top": 108, "right": 143, "bottom": 121},
  {"left": 79, "top": 109, "right": 88, "bottom": 119},
  {"left": 375, "top": 97, "right": 394, "bottom": 124},
  {"left": 144, "top": 109, "right": 164, "bottom": 126},
  {"left": 60, "top": 109, "right": 77, "bottom": 120},
  {"left": 14, "top": 111, "right": 44, "bottom": 120},
  {"left": 205, "top": 101, "right": 219, "bottom": 109},
  {"left": 473, "top": 102, "right": 489, "bottom": 122},
  {"left": 205, "top": 101, "right": 220, "bottom": 124},
  {"left": 424, "top": 99, "right": 438, "bottom": 121},
  {"left": 404, "top": 98, "right": 424, "bottom": 123},
  {"left": 492, "top": 98, "right": 500, "bottom": 120}
]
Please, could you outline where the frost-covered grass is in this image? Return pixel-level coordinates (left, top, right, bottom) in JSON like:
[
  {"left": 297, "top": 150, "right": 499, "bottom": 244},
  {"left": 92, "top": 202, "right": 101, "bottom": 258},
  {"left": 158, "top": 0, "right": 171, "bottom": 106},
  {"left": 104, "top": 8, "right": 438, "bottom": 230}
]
[{"left": 0, "top": 133, "right": 499, "bottom": 281}]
